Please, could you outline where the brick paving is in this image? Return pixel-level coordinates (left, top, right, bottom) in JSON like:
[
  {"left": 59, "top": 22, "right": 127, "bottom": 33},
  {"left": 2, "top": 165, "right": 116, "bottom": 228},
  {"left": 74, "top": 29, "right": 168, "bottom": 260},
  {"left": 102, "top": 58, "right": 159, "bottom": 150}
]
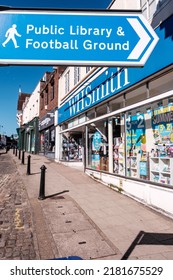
[{"left": 0, "top": 151, "right": 37, "bottom": 259}]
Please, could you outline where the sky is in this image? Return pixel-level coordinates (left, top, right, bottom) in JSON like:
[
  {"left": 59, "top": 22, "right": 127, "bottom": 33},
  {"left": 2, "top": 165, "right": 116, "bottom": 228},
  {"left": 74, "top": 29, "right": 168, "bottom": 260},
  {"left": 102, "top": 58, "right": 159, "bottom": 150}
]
[{"left": 0, "top": 0, "right": 112, "bottom": 137}]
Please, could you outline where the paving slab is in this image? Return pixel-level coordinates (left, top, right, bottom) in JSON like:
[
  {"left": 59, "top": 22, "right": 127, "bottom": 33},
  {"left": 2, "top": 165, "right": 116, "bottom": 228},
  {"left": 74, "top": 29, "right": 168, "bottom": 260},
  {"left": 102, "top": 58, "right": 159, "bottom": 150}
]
[{"left": 53, "top": 229, "right": 119, "bottom": 260}]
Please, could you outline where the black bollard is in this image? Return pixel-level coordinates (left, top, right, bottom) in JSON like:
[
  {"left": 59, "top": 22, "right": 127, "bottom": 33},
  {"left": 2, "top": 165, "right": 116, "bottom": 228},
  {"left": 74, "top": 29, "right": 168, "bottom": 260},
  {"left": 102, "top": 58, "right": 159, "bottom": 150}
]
[
  {"left": 21, "top": 150, "right": 25, "bottom": 165},
  {"left": 26, "top": 155, "right": 31, "bottom": 175},
  {"left": 15, "top": 147, "right": 18, "bottom": 157},
  {"left": 13, "top": 147, "right": 15, "bottom": 154},
  {"left": 18, "top": 149, "right": 21, "bottom": 160},
  {"left": 38, "top": 165, "right": 47, "bottom": 200}
]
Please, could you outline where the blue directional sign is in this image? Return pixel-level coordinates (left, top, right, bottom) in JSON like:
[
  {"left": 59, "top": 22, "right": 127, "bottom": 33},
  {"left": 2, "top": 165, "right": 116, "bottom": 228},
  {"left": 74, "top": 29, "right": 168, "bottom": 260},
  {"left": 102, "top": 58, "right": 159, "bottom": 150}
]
[{"left": 0, "top": 9, "right": 159, "bottom": 66}]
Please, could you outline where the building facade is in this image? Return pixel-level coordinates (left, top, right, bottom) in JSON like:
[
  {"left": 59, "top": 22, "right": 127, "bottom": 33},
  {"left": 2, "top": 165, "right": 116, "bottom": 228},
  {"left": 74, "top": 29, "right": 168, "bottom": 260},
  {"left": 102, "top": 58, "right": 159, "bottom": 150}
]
[
  {"left": 39, "top": 67, "right": 65, "bottom": 158},
  {"left": 17, "top": 82, "right": 40, "bottom": 153},
  {"left": 17, "top": 91, "right": 31, "bottom": 150},
  {"left": 55, "top": 0, "right": 173, "bottom": 217}
]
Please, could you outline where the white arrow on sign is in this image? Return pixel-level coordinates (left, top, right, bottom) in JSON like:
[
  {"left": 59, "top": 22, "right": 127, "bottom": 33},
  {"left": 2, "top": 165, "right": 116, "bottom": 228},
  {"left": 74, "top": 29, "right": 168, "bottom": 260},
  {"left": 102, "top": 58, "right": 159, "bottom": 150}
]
[{"left": 127, "top": 17, "right": 159, "bottom": 64}]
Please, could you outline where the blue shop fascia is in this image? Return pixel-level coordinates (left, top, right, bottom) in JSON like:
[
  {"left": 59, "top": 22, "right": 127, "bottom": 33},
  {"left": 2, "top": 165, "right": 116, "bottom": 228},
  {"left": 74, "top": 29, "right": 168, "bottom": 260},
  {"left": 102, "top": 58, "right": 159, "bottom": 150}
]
[{"left": 57, "top": 14, "right": 173, "bottom": 189}]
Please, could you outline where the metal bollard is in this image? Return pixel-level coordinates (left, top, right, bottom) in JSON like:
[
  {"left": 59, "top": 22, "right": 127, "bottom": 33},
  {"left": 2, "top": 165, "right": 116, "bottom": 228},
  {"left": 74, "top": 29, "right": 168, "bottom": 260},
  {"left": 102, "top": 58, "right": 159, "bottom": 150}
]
[
  {"left": 21, "top": 150, "right": 25, "bottom": 165},
  {"left": 15, "top": 148, "right": 18, "bottom": 157},
  {"left": 18, "top": 149, "right": 21, "bottom": 160},
  {"left": 26, "top": 155, "right": 31, "bottom": 175},
  {"left": 38, "top": 165, "right": 47, "bottom": 200}
]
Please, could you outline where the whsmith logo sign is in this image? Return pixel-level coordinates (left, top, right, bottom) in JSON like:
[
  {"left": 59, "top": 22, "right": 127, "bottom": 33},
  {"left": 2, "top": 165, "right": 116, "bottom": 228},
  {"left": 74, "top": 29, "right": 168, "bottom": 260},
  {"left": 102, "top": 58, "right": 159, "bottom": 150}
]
[
  {"left": 58, "top": 67, "right": 130, "bottom": 123},
  {"left": 0, "top": 9, "right": 158, "bottom": 66}
]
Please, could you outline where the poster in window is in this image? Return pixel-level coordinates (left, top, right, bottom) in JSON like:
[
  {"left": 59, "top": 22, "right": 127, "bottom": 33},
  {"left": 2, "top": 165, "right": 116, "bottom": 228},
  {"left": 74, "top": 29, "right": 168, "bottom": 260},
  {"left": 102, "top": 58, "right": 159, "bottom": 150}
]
[{"left": 126, "top": 113, "right": 146, "bottom": 153}]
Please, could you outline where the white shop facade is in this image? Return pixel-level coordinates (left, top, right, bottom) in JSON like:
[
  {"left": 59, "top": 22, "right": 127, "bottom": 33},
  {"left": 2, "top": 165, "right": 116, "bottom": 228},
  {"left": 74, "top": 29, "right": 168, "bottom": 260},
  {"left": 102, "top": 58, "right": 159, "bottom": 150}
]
[{"left": 57, "top": 14, "right": 173, "bottom": 218}]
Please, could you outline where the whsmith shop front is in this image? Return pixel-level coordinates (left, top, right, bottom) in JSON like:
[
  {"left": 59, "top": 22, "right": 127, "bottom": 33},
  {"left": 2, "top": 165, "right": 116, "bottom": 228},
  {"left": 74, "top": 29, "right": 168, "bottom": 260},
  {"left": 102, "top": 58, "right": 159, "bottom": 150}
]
[{"left": 57, "top": 15, "right": 173, "bottom": 217}]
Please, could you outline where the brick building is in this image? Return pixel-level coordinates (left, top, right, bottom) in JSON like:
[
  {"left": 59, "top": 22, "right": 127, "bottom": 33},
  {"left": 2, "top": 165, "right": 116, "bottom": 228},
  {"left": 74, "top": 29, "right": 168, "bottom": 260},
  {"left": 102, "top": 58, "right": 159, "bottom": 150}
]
[{"left": 39, "top": 66, "right": 65, "bottom": 158}]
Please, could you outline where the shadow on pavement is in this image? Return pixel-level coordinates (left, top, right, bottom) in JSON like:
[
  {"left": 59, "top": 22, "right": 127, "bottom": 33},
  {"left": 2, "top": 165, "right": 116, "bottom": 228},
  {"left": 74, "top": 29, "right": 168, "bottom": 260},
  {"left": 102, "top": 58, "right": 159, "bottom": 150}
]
[
  {"left": 30, "top": 172, "right": 41, "bottom": 175},
  {"left": 121, "top": 230, "right": 173, "bottom": 260},
  {"left": 39, "top": 190, "right": 69, "bottom": 200},
  {"left": 0, "top": 151, "right": 7, "bottom": 155}
]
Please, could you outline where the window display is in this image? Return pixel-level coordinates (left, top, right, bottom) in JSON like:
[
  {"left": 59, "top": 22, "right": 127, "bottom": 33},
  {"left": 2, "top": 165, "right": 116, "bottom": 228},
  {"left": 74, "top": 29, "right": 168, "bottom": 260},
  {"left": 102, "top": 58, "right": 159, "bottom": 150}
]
[
  {"left": 113, "top": 115, "right": 125, "bottom": 175},
  {"left": 87, "top": 120, "right": 109, "bottom": 171},
  {"left": 126, "top": 113, "right": 148, "bottom": 178},
  {"left": 149, "top": 102, "right": 173, "bottom": 185},
  {"left": 113, "top": 137, "right": 125, "bottom": 175},
  {"left": 39, "top": 128, "right": 55, "bottom": 154},
  {"left": 61, "top": 133, "right": 82, "bottom": 161},
  {"left": 85, "top": 96, "right": 173, "bottom": 187},
  {"left": 125, "top": 99, "right": 173, "bottom": 185}
]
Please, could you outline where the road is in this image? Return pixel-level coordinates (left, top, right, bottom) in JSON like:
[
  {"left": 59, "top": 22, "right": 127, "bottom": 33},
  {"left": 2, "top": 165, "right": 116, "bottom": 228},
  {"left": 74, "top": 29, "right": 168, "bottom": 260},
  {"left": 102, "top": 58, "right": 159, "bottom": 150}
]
[{"left": 0, "top": 150, "right": 37, "bottom": 259}]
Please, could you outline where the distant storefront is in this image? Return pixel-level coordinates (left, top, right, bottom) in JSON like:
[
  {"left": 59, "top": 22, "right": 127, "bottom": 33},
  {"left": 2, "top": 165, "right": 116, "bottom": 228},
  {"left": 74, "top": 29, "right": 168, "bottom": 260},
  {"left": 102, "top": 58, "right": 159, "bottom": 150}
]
[
  {"left": 19, "top": 117, "right": 39, "bottom": 154},
  {"left": 39, "top": 110, "right": 55, "bottom": 158}
]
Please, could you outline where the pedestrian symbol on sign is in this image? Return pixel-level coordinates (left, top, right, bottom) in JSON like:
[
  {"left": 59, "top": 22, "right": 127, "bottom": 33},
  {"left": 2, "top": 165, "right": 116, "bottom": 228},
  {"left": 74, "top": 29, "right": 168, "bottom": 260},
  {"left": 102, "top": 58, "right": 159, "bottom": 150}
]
[{"left": 2, "top": 24, "right": 21, "bottom": 48}]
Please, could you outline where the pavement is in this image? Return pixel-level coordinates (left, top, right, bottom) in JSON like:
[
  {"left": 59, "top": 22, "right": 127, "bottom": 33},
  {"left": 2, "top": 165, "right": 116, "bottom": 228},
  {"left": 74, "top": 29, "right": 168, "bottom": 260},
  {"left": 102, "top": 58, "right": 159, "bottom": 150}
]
[{"left": 1, "top": 149, "right": 173, "bottom": 260}]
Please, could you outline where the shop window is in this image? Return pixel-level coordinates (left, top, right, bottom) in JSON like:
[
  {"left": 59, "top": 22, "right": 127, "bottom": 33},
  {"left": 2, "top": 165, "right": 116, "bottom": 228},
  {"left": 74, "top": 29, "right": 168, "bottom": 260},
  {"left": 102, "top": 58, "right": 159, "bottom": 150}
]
[
  {"left": 61, "top": 132, "right": 83, "bottom": 161},
  {"left": 68, "top": 118, "right": 78, "bottom": 128},
  {"left": 44, "top": 130, "right": 49, "bottom": 153},
  {"left": 149, "top": 99, "right": 173, "bottom": 185},
  {"left": 87, "top": 119, "right": 109, "bottom": 171},
  {"left": 40, "top": 132, "right": 44, "bottom": 152},
  {"left": 113, "top": 114, "right": 125, "bottom": 175},
  {"left": 96, "top": 104, "right": 108, "bottom": 117},
  {"left": 50, "top": 81, "right": 54, "bottom": 100},
  {"left": 61, "top": 123, "right": 68, "bottom": 130},
  {"left": 86, "top": 109, "right": 96, "bottom": 121},
  {"left": 40, "top": 93, "right": 44, "bottom": 110},
  {"left": 109, "top": 95, "right": 124, "bottom": 112},
  {"left": 65, "top": 70, "right": 70, "bottom": 94},
  {"left": 31, "top": 130, "right": 35, "bottom": 153},
  {"left": 126, "top": 110, "right": 147, "bottom": 179},
  {"left": 78, "top": 114, "right": 86, "bottom": 124},
  {"left": 43, "top": 128, "right": 55, "bottom": 153},
  {"left": 125, "top": 98, "right": 173, "bottom": 186},
  {"left": 74, "top": 67, "right": 80, "bottom": 85},
  {"left": 149, "top": 71, "right": 173, "bottom": 98},
  {"left": 125, "top": 85, "right": 147, "bottom": 107}
]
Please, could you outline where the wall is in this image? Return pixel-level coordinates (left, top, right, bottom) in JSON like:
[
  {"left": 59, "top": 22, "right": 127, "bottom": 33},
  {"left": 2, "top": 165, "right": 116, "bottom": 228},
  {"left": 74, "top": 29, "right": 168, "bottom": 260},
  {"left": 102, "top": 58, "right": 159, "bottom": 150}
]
[
  {"left": 59, "top": 67, "right": 94, "bottom": 104},
  {"left": 109, "top": 0, "right": 140, "bottom": 9},
  {"left": 110, "top": 0, "right": 173, "bottom": 27},
  {"left": 22, "top": 82, "right": 40, "bottom": 125},
  {"left": 151, "top": 0, "right": 173, "bottom": 27},
  {"left": 39, "top": 70, "right": 58, "bottom": 119},
  {"left": 86, "top": 169, "right": 173, "bottom": 218}
]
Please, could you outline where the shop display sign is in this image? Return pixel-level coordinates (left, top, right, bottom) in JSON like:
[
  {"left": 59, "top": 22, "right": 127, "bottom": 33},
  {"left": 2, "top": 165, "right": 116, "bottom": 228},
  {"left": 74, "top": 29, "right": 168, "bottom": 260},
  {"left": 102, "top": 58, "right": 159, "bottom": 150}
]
[
  {"left": 0, "top": 9, "right": 158, "bottom": 66},
  {"left": 91, "top": 131, "right": 102, "bottom": 170},
  {"left": 92, "top": 131, "right": 102, "bottom": 151},
  {"left": 126, "top": 113, "right": 146, "bottom": 152},
  {"left": 152, "top": 105, "right": 173, "bottom": 145},
  {"left": 91, "top": 154, "right": 100, "bottom": 170},
  {"left": 139, "top": 161, "right": 148, "bottom": 176}
]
